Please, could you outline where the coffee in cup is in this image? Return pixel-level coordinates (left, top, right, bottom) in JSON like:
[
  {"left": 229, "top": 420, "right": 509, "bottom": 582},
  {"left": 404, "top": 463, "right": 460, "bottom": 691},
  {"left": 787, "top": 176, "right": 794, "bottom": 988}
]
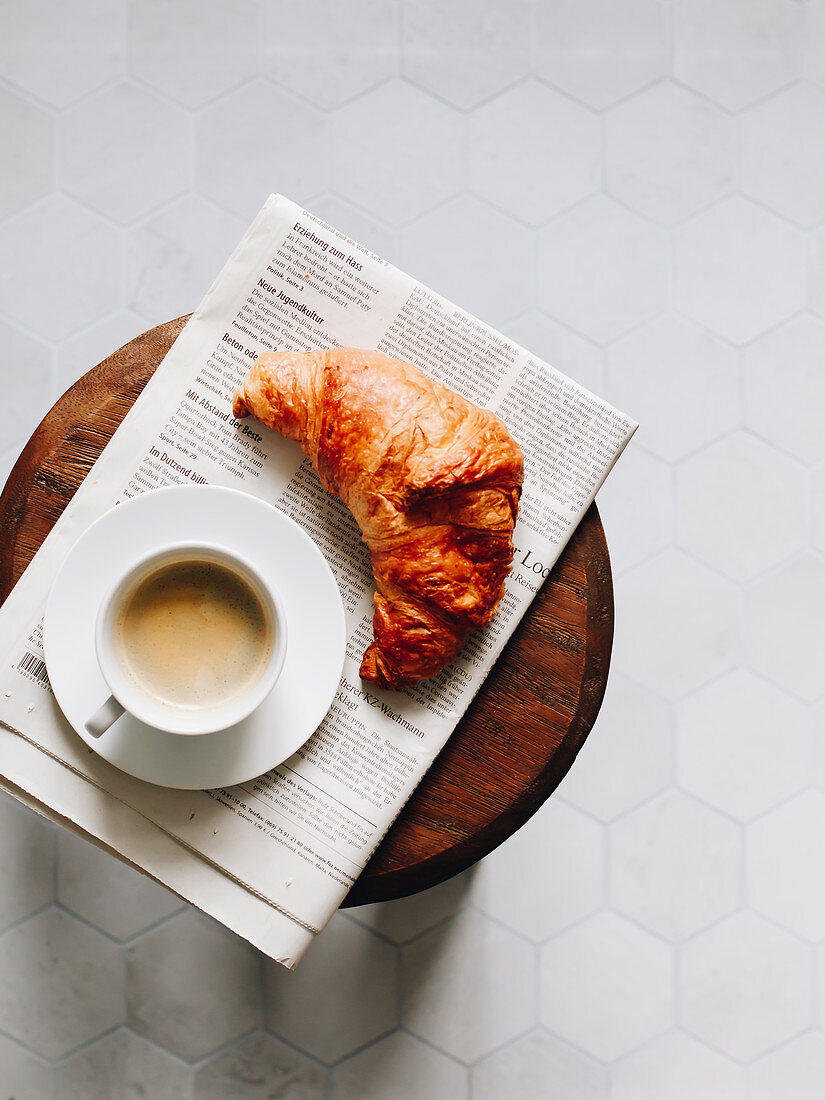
[
  {"left": 89, "top": 543, "right": 286, "bottom": 736},
  {"left": 114, "top": 557, "right": 272, "bottom": 709}
]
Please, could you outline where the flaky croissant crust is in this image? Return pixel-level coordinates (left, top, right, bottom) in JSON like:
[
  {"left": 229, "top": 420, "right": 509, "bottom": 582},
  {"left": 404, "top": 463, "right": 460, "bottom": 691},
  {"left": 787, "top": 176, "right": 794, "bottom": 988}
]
[{"left": 233, "top": 348, "right": 523, "bottom": 690}]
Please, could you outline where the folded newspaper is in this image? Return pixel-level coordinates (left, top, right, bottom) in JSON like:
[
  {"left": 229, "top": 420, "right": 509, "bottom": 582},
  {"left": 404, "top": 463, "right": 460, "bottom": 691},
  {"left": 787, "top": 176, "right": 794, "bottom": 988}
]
[{"left": 0, "top": 195, "right": 636, "bottom": 967}]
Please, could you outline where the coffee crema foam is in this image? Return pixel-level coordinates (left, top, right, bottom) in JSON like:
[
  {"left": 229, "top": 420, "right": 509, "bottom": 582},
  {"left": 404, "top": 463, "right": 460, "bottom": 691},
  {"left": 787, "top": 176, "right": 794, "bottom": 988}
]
[{"left": 114, "top": 559, "right": 273, "bottom": 710}]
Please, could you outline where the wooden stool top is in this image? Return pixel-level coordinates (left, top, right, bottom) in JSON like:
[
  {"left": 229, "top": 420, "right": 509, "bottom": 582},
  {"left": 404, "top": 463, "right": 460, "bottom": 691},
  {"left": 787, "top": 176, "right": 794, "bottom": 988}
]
[{"left": 0, "top": 317, "right": 614, "bottom": 907}]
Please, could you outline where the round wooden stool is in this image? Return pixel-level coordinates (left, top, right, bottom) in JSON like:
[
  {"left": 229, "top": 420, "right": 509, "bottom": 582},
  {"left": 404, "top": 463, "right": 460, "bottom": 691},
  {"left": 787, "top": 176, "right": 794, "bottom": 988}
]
[{"left": 0, "top": 317, "right": 614, "bottom": 907}]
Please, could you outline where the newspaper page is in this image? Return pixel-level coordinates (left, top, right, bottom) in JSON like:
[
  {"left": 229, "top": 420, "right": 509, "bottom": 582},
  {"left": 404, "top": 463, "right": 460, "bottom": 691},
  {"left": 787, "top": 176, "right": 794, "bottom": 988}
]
[{"left": 0, "top": 194, "right": 636, "bottom": 966}]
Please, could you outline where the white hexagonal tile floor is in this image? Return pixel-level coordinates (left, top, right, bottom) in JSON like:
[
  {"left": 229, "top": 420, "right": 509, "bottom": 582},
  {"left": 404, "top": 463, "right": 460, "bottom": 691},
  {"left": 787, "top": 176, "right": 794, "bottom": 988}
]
[
  {"left": 332, "top": 82, "right": 462, "bottom": 226},
  {"left": 262, "top": 0, "right": 396, "bottom": 110},
  {"left": 539, "top": 196, "right": 668, "bottom": 344},
  {"left": 613, "top": 1031, "right": 746, "bottom": 1100},
  {"left": 605, "top": 82, "right": 735, "bottom": 227},
  {"left": 57, "top": 1029, "right": 190, "bottom": 1100},
  {"left": 0, "top": 0, "right": 124, "bottom": 107},
  {"left": 0, "top": 197, "right": 121, "bottom": 341},
  {"left": 749, "top": 1032, "right": 825, "bottom": 1100},
  {"left": 0, "top": 1033, "right": 53, "bottom": 1099},
  {"left": 534, "top": 0, "right": 667, "bottom": 109},
  {"left": 744, "top": 557, "right": 825, "bottom": 702},
  {"left": 539, "top": 913, "right": 673, "bottom": 1061},
  {"left": 471, "top": 798, "right": 603, "bottom": 942},
  {"left": 555, "top": 673, "right": 672, "bottom": 822},
  {"left": 0, "top": 86, "right": 54, "bottom": 221},
  {"left": 606, "top": 315, "right": 740, "bottom": 463},
  {"left": 0, "top": 909, "right": 122, "bottom": 1059},
  {"left": 402, "top": 909, "right": 535, "bottom": 1063},
  {"left": 813, "top": 229, "right": 825, "bottom": 321},
  {"left": 61, "top": 82, "right": 189, "bottom": 224},
  {"left": 610, "top": 792, "right": 741, "bottom": 942},
  {"left": 742, "top": 84, "right": 825, "bottom": 228},
  {"left": 125, "top": 195, "right": 247, "bottom": 324},
  {"left": 265, "top": 913, "right": 397, "bottom": 1064},
  {"left": 468, "top": 80, "right": 599, "bottom": 226},
  {"left": 672, "top": 0, "right": 800, "bottom": 111},
  {"left": 472, "top": 1031, "right": 608, "bottom": 1100},
  {"left": 747, "top": 791, "right": 825, "bottom": 942},
  {"left": 126, "top": 911, "right": 260, "bottom": 1062},
  {"left": 744, "top": 316, "right": 825, "bottom": 464},
  {"left": 57, "top": 830, "right": 184, "bottom": 941},
  {"left": 195, "top": 83, "right": 327, "bottom": 220},
  {"left": 673, "top": 197, "right": 806, "bottom": 345},
  {"left": 128, "top": 0, "right": 257, "bottom": 109},
  {"left": 613, "top": 550, "right": 741, "bottom": 702},
  {"left": 814, "top": 466, "right": 825, "bottom": 556},
  {"left": 677, "top": 671, "right": 812, "bottom": 823},
  {"left": 335, "top": 1031, "right": 466, "bottom": 1100},
  {"left": 402, "top": 0, "right": 530, "bottom": 110},
  {"left": 679, "top": 912, "right": 812, "bottom": 1063},
  {"left": 0, "top": 792, "right": 53, "bottom": 934},
  {"left": 0, "top": 321, "right": 53, "bottom": 455},
  {"left": 804, "top": 1, "right": 825, "bottom": 89},
  {"left": 193, "top": 1032, "right": 327, "bottom": 1100},
  {"left": 676, "top": 432, "right": 806, "bottom": 581}
]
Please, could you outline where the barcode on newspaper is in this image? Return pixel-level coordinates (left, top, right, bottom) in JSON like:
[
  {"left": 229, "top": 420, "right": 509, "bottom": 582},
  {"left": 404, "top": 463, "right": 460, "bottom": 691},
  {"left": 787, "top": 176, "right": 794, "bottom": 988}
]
[{"left": 17, "top": 651, "right": 51, "bottom": 691}]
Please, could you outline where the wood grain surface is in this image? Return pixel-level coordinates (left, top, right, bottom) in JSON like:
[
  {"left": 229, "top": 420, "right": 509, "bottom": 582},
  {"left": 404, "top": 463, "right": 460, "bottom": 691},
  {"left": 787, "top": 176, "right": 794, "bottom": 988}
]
[{"left": 0, "top": 317, "right": 614, "bottom": 907}]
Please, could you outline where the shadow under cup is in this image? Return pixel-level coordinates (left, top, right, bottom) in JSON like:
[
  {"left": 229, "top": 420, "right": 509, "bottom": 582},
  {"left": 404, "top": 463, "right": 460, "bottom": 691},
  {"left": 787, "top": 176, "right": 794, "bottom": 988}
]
[{"left": 90, "top": 543, "right": 287, "bottom": 736}]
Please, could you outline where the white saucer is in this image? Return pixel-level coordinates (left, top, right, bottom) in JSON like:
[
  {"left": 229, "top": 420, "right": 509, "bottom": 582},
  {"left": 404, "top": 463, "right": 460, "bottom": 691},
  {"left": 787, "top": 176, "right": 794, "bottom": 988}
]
[{"left": 43, "top": 486, "right": 346, "bottom": 789}]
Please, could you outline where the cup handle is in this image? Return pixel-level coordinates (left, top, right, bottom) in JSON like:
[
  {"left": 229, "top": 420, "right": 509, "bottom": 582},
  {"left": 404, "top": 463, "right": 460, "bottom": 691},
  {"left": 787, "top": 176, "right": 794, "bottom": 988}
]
[{"left": 85, "top": 696, "right": 125, "bottom": 738}]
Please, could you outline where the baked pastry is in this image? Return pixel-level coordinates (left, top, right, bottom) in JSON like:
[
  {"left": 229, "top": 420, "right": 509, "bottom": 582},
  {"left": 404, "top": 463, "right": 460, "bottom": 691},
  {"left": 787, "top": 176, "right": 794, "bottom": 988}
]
[{"left": 233, "top": 348, "right": 523, "bottom": 690}]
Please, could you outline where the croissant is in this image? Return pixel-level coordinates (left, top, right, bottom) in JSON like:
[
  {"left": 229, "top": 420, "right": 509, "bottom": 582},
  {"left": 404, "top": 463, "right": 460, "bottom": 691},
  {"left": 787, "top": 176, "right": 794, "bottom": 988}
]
[{"left": 233, "top": 348, "right": 523, "bottom": 690}]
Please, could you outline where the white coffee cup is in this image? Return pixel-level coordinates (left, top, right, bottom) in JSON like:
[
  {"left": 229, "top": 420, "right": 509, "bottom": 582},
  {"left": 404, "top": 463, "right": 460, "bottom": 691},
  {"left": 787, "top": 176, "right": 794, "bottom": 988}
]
[{"left": 88, "top": 542, "right": 287, "bottom": 736}]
